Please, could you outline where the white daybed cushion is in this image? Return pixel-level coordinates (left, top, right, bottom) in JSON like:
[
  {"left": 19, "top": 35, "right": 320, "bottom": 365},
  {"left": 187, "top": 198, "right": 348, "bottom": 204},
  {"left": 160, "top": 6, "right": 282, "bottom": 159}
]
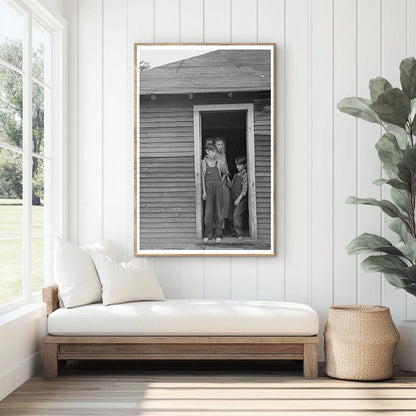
[
  {"left": 48, "top": 299, "right": 319, "bottom": 336},
  {"left": 55, "top": 239, "right": 114, "bottom": 308},
  {"left": 90, "top": 252, "right": 165, "bottom": 305}
]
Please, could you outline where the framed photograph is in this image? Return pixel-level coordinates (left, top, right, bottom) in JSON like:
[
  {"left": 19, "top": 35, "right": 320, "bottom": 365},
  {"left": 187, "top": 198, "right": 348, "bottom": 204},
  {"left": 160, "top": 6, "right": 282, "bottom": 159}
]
[{"left": 134, "top": 44, "right": 275, "bottom": 256}]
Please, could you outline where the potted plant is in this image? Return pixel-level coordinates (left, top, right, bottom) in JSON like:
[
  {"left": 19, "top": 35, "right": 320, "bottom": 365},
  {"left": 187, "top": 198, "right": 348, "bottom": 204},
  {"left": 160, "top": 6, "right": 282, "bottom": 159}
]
[{"left": 337, "top": 57, "right": 416, "bottom": 371}]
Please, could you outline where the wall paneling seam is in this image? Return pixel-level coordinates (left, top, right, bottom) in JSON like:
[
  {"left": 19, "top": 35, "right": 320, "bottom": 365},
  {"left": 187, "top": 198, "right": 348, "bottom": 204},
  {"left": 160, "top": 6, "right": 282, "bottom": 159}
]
[
  {"left": 101, "top": 0, "right": 104, "bottom": 241},
  {"left": 307, "top": 0, "right": 312, "bottom": 306},
  {"left": 380, "top": 0, "right": 384, "bottom": 306},
  {"left": 331, "top": 0, "right": 335, "bottom": 307},
  {"left": 282, "top": 0, "right": 287, "bottom": 301},
  {"left": 76, "top": 0, "right": 79, "bottom": 245},
  {"left": 356, "top": 0, "right": 360, "bottom": 304}
]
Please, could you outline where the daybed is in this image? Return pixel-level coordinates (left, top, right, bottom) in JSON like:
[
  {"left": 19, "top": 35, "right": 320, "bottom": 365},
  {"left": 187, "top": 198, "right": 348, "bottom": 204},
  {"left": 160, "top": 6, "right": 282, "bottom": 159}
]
[{"left": 42, "top": 284, "right": 320, "bottom": 379}]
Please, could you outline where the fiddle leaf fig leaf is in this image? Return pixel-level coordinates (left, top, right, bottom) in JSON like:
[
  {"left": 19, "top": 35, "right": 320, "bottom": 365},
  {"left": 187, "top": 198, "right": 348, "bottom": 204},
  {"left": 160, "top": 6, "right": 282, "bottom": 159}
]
[
  {"left": 403, "top": 265, "right": 416, "bottom": 282},
  {"left": 346, "top": 196, "right": 406, "bottom": 219},
  {"left": 398, "top": 161, "right": 412, "bottom": 185},
  {"left": 375, "top": 132, "right": 404, "bottom": 173},
  {"left": 403, "top": 146, "right": 416, "bottom": 172},
  {"left": 394, "top": 130, "right": 410, "bottom": 150},
  {"left": 347, "top": 233, "right": 403, "bottom": 256},
  {"left": 369, "top": 77, "right": 393, "bottom": 102},
  {"left": 370, "top": 88, "right": 410, "bottom": 128},
  {"left": 389, "top": 217, "right": 410, "bottom": 241},
  {"left": 412, "top": 113, "right": 416, "bottom": 133},
  {"left": 372, "top": 178, "right": 409, "bottom": 192},
  {"left": 361, "top": 255, "right": 416, "bottom": 288},
  {"left": 373, "top": 178, "right": 388, "bottom": 186},
  {"left": 387, "top": 179, "right": 410, "bottom": 191},
  {"left": 397, "top": 240, "right": 416, "bottom": 264},
  {"left": 400, "top": 57, "right": 416, "bottom": 100},
  {"left": 383, "top": 271, "right": 412, "bottom": 288},
  {"left": 404, "top": 283, "right": 416, "bottom": 296},
  {"left": 337, "top": 97, "right": 383, "bottom": 125},
  {"left": 410, "top": 98, "right": 416, "bottom": 124},
  {"left": 391, "top": 187, "right": 410, "bottom": 213},
  {"left": 362, "top": 254, "right": 408, "bottom": 272}
]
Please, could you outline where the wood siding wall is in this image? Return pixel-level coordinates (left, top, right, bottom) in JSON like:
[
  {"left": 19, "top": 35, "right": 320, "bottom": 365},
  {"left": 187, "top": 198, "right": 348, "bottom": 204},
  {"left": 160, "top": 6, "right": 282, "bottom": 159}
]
[
  {"left": 139, "top": 98, "right": 196, "bottom": 249},
  {"left": 138, "top": 93, "right": 272, "bottom": 250},
  {"left": 254, "top": 99, "right": 272, "bottom": 244}
]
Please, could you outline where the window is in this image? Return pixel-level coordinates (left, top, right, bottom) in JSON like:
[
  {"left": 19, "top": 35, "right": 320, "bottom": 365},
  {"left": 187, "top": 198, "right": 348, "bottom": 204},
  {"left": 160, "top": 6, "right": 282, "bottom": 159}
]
[{"left": 0, "top": 0, "right": 66, "bottom": 312}]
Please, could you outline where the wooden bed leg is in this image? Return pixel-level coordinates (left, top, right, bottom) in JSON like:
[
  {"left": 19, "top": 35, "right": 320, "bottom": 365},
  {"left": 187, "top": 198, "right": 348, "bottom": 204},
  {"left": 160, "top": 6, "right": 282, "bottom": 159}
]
[
  {"left": 44, "top": 343, "right": 59, "bottom": 379},
  {"left": 303, "top": 343, "right": 318, "bottom": 379}
]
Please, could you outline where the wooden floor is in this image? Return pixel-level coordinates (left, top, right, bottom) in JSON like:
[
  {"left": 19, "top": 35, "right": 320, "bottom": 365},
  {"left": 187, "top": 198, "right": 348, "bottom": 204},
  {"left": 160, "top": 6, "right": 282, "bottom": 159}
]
[{"left": 1, "top": 360, "right": 416, "bottom": 415}]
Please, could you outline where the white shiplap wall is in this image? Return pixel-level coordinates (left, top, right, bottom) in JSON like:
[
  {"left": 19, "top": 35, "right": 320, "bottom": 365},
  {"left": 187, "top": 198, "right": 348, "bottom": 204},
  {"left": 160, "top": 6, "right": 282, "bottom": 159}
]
[{"left": 61, "top": 0, "right": 416, "bottom": 356}]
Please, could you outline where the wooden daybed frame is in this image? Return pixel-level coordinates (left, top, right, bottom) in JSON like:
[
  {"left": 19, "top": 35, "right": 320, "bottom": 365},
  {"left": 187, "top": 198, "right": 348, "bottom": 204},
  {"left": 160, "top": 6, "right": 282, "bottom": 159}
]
[{"left": 42, "top": 285, "right": 319, "bottom": 379}]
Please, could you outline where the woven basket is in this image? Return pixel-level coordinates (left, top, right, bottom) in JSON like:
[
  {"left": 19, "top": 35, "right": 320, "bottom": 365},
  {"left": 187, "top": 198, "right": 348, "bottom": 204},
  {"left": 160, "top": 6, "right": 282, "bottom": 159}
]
[{"left": 324, "top": 305, "right": 399, "bottom": 381}]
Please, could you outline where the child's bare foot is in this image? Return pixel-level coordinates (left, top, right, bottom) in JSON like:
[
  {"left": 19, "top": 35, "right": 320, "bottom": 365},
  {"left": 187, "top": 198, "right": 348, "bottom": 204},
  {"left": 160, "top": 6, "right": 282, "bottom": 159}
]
[
  {"left": 215, "top": 237, "right": 222, "bottom": 244},
  {"left": 237, "top": 235, "right": 243, "bottom": 241},
  {"left": 203, "top": 237, "right": 209, "bottom": 244}
]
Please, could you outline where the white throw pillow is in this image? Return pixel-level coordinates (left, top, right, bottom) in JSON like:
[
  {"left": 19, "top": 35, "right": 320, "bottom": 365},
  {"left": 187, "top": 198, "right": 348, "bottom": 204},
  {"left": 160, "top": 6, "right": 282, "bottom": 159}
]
[
  {"left": 90, "top": 252, "right": 165, "bottom": 306},
  {"left": 81, "top": 240, "right": 115, "bottom": 259},
  {"left": 55, "top": 239, "right": 114, "bottom": 308}
]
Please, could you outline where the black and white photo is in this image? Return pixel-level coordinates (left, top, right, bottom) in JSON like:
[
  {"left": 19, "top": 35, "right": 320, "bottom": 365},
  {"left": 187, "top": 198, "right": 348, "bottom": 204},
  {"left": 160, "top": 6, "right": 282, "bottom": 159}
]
[{"left": 134, "top": 44, "right": 275, "bottom": 256}]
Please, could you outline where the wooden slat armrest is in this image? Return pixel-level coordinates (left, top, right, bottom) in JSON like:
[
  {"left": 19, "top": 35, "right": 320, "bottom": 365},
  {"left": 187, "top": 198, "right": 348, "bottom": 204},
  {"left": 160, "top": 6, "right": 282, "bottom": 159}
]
[{"left": 42, "top": 284, "right": 59, "bottom": 316}]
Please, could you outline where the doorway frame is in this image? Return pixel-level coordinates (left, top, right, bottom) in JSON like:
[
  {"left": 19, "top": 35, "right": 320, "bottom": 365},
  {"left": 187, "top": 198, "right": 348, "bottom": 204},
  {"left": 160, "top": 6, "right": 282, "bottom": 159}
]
[{"left": 193, "top": 103, "right": 257, "bottom": 241}]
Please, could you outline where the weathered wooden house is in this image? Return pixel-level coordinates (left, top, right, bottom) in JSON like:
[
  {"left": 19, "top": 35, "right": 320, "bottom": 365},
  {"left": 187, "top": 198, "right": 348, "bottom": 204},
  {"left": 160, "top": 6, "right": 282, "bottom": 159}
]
[{"left": 137, "top": 48, "right": 273, "bottom": 252}]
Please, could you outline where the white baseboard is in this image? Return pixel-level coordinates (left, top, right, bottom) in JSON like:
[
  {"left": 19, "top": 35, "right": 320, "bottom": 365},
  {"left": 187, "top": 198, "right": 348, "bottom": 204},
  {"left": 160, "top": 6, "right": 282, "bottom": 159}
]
[{"left": 0, "top": 351, "right": 42, "bottom": 402}]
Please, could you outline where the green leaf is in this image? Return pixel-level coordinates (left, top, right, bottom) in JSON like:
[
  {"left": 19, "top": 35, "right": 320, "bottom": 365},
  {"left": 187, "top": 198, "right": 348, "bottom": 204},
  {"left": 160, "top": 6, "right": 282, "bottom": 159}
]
[
  {"left": 410, "top": 98, "right": 416, "bottom": 125},
  {"left": 411, "top": 99, "right": 416, "bottom": 133},
  {"left": 387, "top": 179, "right": 410, "bottom": 191},
  {"left": 403, "top": 265, "right": 416, "bottom": 282},
  {"left": 397, "top": 240, "right": 416, "bottom": 264},
  {"left": 389, "top": 217, "right": 410, "bottom": 241},
  {"left": 361, "top": 255, "right": 415, "bottom": 288},
  {"left": 373, "top": 178, "right": 409, "bottom": 191},
  {"left": 383, "top": 271, "right": 412, "bottom": 288},
  {"left": 404, "top": 282, "right": 416, "bottom": 296},
  {"left": 369, "top": 77, "right": 393, "bottom": 102},
  {"left": 398, "top": 161, "right": 412, "bottom": 185},
  {"left": 384, "top": 166, "right": 400, "bottom": 180},
  {"left": 347, "top": 233, "right": 404, "bottom": 256},
  {"left": 394, "top": 130, "right": 410, "bottom": 150},
  {"left": 337, "top": 97, "right": 383, "bottom": 125},
  {"left": 362, "top": 254, "right": 408, "bottom": 272},
  {"left": 400, "top": 57, "right": 416, "bottom": 100},
  {"left": 391, "top": 187, "right": 409, "bottom": 213},
  {"left": 403, "top": 146, "right": 416, "bottom": 172},
  {"left": 370, "top": 88, "right": 410, "bottom": 128},
  {"left": 373, "top": 178, "right": 388, "bottom": 186},
  {"left": 375, "top": 132, "right": 404, "bottom": 173},
  {"left": 346, "top": 196, "right": 406, "bottom": 219}
]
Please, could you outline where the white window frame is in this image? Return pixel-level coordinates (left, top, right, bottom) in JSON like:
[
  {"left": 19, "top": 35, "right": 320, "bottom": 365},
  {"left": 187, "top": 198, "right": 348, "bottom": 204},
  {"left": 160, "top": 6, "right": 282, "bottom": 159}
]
[{"left": 0, "top": 0, "right": 67, "bottom": 315}]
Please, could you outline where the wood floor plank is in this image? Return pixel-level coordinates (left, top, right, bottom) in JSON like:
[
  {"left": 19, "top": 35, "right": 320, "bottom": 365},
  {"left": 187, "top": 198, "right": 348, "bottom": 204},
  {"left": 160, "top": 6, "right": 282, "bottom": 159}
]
[{"left": 1, "top": 362, "right": 416, "bottom": 415}]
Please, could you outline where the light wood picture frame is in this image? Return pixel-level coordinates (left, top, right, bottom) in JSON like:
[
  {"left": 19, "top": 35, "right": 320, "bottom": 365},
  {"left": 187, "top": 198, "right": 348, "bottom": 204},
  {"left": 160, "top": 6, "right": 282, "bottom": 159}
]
[{"left": 134, "top": 44, "right": 276, "bottom": 256}]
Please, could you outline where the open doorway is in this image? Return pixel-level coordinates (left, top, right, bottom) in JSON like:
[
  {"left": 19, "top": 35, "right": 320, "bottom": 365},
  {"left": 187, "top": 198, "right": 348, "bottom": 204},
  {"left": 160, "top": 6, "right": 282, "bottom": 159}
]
[
  {"left": 193, "top": 103, "right": 257, "bottom": 244},
  {"left": 201, "top": 111, "right": 249, "bottom": 239}
]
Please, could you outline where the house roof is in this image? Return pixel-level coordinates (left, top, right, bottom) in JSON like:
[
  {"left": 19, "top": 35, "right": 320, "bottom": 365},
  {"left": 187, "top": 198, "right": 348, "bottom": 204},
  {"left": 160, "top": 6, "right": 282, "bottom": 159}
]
[{"left": 139, "top": 49, "right": 271, "bottom": 95}]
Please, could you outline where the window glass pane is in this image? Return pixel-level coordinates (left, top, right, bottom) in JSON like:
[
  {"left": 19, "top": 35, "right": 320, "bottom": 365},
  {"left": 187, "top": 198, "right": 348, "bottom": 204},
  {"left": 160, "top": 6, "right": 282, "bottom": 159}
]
[
  {"left": 0, "top": 147, "right": 23, "bottom": 305},
  {"left": 0, "top": 65, "right": 23, "bottom": 148},
  {"left": 32, "top": 81, "right": 46, "bottom": 155},
  {"left": 32, "top": 156, "right": 43, "bottom": 293},
  {"left": 32, "top": 20, "right": 51, "bottom": 85},
  {"left": 0, "top": 0, "right": 24, "bottom": 70}
]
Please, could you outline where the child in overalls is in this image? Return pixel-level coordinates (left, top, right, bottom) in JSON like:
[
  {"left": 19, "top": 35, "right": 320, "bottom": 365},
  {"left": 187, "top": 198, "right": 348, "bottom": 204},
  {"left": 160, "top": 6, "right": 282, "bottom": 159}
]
[
  {"left": 201, "top": 143, "right": 224, "bottom": 244},
  {"left": 227, "top": 155, "right": 248, "bottom": 241}
]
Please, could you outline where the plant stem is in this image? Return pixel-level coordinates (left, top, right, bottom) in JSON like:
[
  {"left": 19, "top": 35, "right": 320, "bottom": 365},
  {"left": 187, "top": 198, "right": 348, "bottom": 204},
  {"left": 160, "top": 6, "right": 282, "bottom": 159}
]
[{"left": 409, "top": 123, "right": 416, "bottom": 238}]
